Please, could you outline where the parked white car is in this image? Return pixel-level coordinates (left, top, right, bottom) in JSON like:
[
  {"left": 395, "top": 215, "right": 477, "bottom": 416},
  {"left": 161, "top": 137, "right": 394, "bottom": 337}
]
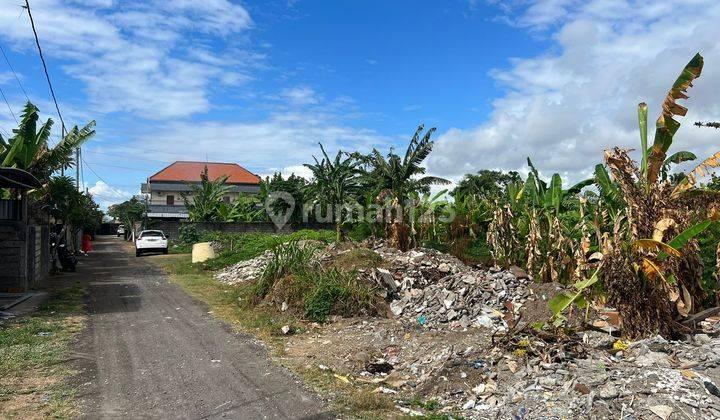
[
  {"left": 116, "top": 224, "right": 125, "bottom": 237},
  {"left": 135, "top": 230, "right": 168, "bottom": 257}
]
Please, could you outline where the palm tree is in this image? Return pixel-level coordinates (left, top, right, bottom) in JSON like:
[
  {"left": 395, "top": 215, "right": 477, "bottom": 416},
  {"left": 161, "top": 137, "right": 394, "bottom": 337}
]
[
  {"left": 0, "top": 102, "right": 95, "bottom": 182},
  {"left": 362, "top": 124, "right": 450, "bottom": 250},
  {"left": 304, "top": 143, "right": 361, "bottom": 241}
]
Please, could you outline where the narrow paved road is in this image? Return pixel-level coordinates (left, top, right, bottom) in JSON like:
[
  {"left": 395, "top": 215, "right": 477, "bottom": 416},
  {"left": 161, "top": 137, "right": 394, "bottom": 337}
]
[{"left": 69, "top": 236, "right": 329, "bottom": 419}]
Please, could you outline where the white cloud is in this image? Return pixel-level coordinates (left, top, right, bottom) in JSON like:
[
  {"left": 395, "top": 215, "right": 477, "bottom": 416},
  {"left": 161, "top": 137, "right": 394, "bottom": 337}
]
[
  {"left": 429, "top": 0, "right": 720, "bottom": 182},
  {"left": 0, "top": 0, "right": 256, "bottom": 119},
  {"left": 87, "top": 180, "right": 133, "bottom": 210},
  {"left": 281, "top": 86, "right": 320, "bottom": 106}
]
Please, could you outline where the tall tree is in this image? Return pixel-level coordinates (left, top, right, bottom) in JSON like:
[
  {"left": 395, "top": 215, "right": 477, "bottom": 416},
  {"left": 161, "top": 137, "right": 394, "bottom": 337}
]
[
  {"left": 304, "top": 144, "right": 361, "bottom": 241},
  {"left": 361, "top": 124, "right": 449, "bottom": 250}
]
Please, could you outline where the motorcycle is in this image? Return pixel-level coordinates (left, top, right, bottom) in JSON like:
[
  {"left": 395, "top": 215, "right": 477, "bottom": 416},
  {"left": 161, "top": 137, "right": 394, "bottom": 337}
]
[
  {"left": 50, "top": 232, "right": 78, "bottom": 272},
  {"left": 57, "top": 243, "right": 78, "bottom": 272}
]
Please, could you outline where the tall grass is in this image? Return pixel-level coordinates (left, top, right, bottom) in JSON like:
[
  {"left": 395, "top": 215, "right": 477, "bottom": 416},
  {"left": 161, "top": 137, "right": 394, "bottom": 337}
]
[{"left": 245, "top": 241, "right": 380, "bottom": 322}]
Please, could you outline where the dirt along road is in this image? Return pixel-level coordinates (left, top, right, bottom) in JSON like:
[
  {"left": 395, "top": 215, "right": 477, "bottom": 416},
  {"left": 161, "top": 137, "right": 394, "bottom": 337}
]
[{"left": 68, "top": 235, "right": 329, "bottom": 419}]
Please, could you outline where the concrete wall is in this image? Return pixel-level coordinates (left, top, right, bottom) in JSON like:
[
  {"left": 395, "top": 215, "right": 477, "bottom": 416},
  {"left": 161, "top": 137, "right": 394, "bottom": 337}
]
[{"left": 0, "top": 221, "right": 27, "bottom": 292}]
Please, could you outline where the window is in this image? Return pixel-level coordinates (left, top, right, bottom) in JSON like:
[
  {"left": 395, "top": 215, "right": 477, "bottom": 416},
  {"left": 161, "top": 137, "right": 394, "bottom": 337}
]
[
  {"left": 223, "top": 196, "right": 231, "bottom": 204},
  {"left": 166, "top": 195, "right": 174, "bottom": 205}
]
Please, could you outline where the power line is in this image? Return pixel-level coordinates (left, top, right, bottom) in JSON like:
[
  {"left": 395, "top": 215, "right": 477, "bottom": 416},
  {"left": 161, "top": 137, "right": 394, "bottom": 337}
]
[
  {"left": 0, "top": 86, "right": 17, "bottom": 124},
  {"left": 0, "top": 44, "right": 29, "bottom": 101},
  {"left": 23, "top": 0, "right": 65, "bottom": 135},
  {"left": 83, "top": 161, "right": 150, "bottom": 173},
  {"left": 82, "top": 157, "right": 132, "bottom": 198}
]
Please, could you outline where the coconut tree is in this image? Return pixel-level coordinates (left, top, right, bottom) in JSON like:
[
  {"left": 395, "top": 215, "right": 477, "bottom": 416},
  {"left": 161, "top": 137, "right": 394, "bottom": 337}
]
[
  {"left": 0, "top": 102, "right": 95, "bottom": 183},
  {"left": 304, "top": 143, "right": 361, "bottom": 241}
]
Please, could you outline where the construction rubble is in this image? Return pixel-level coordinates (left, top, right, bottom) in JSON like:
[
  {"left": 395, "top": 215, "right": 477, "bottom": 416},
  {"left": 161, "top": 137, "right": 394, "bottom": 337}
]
[
  {"left": 212, "top": 241, "right": 720, "bottom": 418},
  {"left": 360, "top": 242, "right": 531, "bottom": 331}
]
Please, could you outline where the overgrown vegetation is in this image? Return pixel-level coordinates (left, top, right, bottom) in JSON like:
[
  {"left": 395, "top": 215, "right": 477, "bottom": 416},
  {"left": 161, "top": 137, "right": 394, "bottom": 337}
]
[
  {"left": 164, "top": 53, "right": 719, "bottom": 340},
  {"left": 0, "top": 284, "right": 86, "bottom": 418}
]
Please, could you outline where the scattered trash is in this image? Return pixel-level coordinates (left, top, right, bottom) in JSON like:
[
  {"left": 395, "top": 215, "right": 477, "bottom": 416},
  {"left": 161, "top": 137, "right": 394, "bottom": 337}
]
[
  {"left": 36, "top": 331, "right": 52, "bottom": 337},
  {"left": 281, "top": 325, "right": 291, "bottom": 335}
]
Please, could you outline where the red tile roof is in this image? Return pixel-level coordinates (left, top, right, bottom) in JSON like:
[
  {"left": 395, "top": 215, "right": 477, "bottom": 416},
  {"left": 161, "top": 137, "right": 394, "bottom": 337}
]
[{"left": 148, "top": 161, "right": 260, "bottom": 184}]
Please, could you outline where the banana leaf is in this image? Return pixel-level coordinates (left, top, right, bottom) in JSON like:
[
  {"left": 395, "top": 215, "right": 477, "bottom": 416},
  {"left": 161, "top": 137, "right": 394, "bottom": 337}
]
[
  {"left": 566, "top": 178, "right": 594, "bottom": 196},
  {"left": 647, "top": 53, "right": 703, "bottom": 184},
  {"left": 638, "top": 102, "right": 648, "bottom": 178},
  {"left": 548, "top": 173, "right": 562, "bottom": 214}
]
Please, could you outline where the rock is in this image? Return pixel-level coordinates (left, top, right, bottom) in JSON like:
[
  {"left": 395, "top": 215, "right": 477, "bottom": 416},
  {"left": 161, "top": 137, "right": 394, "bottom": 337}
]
[
  {"left": 599, "top": 383, "right": 619, "bottom": 399},
  {"left": 390, "top": 300, "right": 405, "bottom": 317},
  {"left": 509, "top": 265, "right": 529, "bottom": 279},
  {"left": 539, "top": 376, "right": 557, "bottom": 389},
  {"left": 376, "top": 268, "right": 398, "bottom": 293},
  {"left": 635, "top": 351, "right": 670, "bottom": 367},
  {"left": 438, "top": 263, "right": 451, "bottom": 273},
  {"left": 648, "top": 405, "right": 673, "bottom": 420},
  {"left": 695, "top": 334, "right": 713, "bottom": 345},
  {"left": 574, "top": 383, "right": 590, "bottom": 395}
]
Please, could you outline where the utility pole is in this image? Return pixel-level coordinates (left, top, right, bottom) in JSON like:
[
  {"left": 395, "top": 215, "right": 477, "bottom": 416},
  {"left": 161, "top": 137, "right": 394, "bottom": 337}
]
[{"left": 76, "top": 146, "right": 80, "bottom": 190}]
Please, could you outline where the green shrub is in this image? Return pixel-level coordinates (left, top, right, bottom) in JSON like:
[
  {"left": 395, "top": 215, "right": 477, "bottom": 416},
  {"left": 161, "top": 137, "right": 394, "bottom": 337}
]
[
  {"left": 179, "top": 224, "right": 200, "bottom": 244},
  {"left": 199, "top": 230, "right": 334, "bottom": 270},
  {"left": 251, "top": 241, "right": 319, "bottom": 300},
  {"left": 237, "top": 239, "right": 379, "bottom": 322},
  {"left": 302, "top": 267, "right": 376, "bottom": 323}
]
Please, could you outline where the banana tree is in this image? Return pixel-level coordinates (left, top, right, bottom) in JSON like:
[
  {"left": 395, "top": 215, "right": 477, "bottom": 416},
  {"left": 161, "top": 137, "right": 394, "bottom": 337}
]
[
  {"left": 0, "top": 102, "right": 95, "bottom": 183},
  {"left": 182, "top": 166, "right": 231, "bottom": 222},
  {"left": 304, "top": 143, "right": 362, "bottom": 242},
  {"left": 602, "top": 53, "right": 720, "bottom": 337}
]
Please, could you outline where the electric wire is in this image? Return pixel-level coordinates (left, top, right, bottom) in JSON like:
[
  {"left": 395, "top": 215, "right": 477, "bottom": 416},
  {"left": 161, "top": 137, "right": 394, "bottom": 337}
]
[
  {"left": 23, "top": 0, "right": 66, "bottom": 136},
  {"left": 0, "top": 43, "right": 29, "bottom": 101},
  {"left": 0, "top": 86, "right": 18, "bottom": 124}
]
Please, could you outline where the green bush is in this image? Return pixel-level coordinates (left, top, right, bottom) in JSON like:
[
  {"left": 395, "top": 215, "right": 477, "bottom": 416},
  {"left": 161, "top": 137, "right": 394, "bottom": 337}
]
[
  {"left": 239, "top": 240, "right": 379, "bottom": 322},
  {"left": 302, "top": 267, "right": 376, "bottom": 323},
  {"left": 179, "top": 224, "right": 200, "bottom": 244},
  {"left": 199, "top": 229, "right": 334, "bottom": 270}
]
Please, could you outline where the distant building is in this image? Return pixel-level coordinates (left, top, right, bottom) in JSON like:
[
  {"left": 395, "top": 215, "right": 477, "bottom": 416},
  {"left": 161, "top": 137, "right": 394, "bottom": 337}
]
[{"left": 141, "top": 161, "right": 261, "bottom": 220}]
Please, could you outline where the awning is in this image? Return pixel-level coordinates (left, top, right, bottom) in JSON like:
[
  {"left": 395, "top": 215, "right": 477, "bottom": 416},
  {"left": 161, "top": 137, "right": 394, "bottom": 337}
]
[{"left": 0, "top": 167, "right": 42, "bottom": 190}]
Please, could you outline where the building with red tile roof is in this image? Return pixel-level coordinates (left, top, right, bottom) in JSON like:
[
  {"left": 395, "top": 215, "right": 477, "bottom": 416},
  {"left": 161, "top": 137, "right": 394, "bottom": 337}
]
[{"left": 141, "top": 161, "right": 261, "bottom": 220}]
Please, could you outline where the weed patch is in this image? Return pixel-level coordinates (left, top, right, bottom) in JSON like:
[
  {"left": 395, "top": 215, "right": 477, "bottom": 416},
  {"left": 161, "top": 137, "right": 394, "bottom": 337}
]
[{"left": 0, "top": 283, "right": 86, "bottom": 418}]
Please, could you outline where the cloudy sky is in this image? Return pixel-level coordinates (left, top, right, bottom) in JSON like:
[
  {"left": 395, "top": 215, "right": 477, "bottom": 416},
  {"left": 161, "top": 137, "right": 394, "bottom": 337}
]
[{"left": 0, "top": 0, "right": 718, "bottom": 208}]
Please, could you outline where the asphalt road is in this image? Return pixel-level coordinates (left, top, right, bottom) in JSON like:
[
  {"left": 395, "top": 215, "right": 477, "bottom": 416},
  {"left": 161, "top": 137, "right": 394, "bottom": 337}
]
[{"left": 69, "top": 236, "right": 329, "bottom": 419}]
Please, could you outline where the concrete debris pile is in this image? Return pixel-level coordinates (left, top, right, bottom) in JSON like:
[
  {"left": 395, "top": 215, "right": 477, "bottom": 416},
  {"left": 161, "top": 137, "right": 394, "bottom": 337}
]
[
  {"left": 361, "top": 242, "right": 531, "bottom": 331},
  {"left": 285, "top": 317, "right": 720, "bottom": 419},
  {"left": 214, "top": 250, "right": 274, "bottom": 284}
]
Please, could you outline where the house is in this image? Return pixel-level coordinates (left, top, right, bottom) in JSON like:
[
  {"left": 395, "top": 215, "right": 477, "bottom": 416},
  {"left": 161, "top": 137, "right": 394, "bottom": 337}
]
[{"left": 141, "top": 161, "right": 261, "bottom": 220}]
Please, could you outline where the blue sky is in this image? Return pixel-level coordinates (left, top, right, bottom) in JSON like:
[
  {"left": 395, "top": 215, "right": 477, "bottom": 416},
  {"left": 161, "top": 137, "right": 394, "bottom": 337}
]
[{"left": 0, "top": 0, "right": 719, "bottom": 209}]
